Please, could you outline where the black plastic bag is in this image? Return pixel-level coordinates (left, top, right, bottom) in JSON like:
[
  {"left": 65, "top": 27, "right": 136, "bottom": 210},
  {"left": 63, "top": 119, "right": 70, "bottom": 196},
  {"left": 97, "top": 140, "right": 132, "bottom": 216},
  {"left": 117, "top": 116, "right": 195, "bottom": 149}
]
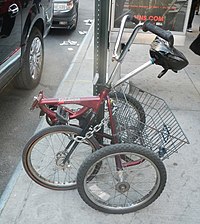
[{"left": 189, "top": 34, "right": 200, "bottom": 56}]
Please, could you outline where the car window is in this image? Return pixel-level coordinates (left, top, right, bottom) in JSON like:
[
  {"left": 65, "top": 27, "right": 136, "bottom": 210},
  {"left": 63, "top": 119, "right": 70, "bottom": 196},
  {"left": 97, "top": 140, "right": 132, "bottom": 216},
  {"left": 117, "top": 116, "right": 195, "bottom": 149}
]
[{"left": 0, "top": 0, "right": 21, "bottom": 66}]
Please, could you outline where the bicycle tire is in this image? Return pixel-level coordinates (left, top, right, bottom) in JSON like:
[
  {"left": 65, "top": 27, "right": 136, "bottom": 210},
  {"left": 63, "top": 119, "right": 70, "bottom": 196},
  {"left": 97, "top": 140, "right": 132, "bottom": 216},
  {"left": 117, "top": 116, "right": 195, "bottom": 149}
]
[
  {"left": 106, "top": 92, "right": 146, "bottom": 143},
  {"left": 77, "top": 143, "right": 167, "bottom": 214},
  {"left": 22, "top": 125, "right": 100, "bottom": 190},
  {"left": 109, "top": 92, "right": 145, "bottom": 120}
]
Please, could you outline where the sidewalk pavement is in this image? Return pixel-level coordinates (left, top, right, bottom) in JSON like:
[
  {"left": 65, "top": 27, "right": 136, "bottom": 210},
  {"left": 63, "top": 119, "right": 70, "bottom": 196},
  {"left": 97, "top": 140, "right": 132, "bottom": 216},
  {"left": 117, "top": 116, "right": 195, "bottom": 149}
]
[{"left": 0, "top": 16, "right": 200, "bottom": 224}]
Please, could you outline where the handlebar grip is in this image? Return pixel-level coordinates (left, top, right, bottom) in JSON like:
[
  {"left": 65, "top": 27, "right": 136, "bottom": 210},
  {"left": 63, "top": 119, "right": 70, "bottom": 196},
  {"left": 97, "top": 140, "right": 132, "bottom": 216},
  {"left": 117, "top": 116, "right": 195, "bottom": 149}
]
[
  {"left": 142, "top": 20, "right": 174, "bottom": 47},
  {"left": 127, "top": 15, "right": 139, "bottom": 25}
]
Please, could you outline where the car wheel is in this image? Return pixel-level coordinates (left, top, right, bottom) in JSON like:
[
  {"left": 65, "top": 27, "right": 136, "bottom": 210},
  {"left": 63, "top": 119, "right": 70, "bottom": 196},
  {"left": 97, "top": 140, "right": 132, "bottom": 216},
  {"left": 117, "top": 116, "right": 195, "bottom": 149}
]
[
  {"left": 68, "top": 7, "right": 78, "bottom": 31},
  {"left": 14, "top": 27, "right": 44, "bottom": 89}
]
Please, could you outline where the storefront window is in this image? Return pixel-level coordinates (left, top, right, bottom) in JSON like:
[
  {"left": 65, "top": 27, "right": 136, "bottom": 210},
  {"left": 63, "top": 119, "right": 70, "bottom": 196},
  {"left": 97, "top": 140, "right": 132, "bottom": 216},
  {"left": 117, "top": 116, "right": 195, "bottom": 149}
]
[{"left": 114, "top": 0, "right": 189, "bottom": 32}]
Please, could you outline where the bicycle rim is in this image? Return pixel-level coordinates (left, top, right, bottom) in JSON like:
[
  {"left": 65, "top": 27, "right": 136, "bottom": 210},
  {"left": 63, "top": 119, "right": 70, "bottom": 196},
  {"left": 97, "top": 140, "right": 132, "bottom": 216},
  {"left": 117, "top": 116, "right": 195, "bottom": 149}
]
[
  {"left": 77, "top": 144, "right": 166, "bottom": 213},
  {"left": 105, "top": 93, "right": 145, "bottom": 144},
  {"left": 23, "top": 126, "right": 98, "bottom": 190}
]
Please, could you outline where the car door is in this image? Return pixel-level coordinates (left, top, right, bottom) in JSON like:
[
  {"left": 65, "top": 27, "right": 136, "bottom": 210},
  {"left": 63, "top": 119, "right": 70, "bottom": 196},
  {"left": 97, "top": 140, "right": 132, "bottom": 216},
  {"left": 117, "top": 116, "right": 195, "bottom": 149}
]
[{"left": 0, "top": 0, "right": 22, "bottom": 79}]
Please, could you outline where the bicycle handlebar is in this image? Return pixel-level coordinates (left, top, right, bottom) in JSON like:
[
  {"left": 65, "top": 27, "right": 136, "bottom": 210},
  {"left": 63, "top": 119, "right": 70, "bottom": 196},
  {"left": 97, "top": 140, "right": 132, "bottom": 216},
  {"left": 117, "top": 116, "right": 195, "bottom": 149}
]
[
  {"left": 112, "top": 15, "right": 174, "bottom": 62},
  {"left": 129, "top": 16, "right": 174, "bottom": 47},
  {"left": 142, "top": 20, "right": 174, "bottom": 47},
  {"left": 113, "top": 15, "right": 130, "bottom": 61},
  {"left": 128, "top": 15, "right": 174, "bottom": 47},
  {"left": 109, "top": 15, "right": 175, "bottom": 85},
  {"left": 112, "top": 15, "right": 143, "bottom": 62}
]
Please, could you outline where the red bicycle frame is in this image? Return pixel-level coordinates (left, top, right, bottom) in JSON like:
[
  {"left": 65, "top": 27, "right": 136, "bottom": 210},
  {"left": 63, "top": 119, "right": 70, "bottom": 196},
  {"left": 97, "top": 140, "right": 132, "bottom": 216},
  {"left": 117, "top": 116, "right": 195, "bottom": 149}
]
[
  {"left": 31, "top": 85, "right": 119, "bottom": 143},
  {"left": 31, "top": 86, "right": 109, "bottom": 119}
]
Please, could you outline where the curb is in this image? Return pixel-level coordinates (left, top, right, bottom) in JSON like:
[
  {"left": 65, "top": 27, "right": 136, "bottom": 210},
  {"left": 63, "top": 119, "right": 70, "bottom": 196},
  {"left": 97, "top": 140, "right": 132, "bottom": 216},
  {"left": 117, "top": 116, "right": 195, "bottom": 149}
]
[{"left": 0, "top": 22, "right": 94, "bottom": 214}]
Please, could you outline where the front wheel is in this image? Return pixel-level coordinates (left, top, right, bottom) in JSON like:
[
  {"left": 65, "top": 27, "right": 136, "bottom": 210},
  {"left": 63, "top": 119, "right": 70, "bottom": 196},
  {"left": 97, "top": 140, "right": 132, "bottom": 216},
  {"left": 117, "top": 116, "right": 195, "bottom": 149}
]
[
  {"left": 14, "top": 27, "right": 44, "bottom": 89},
  {"left": 22, "top": 125, "right": 100, "bottom": 190},
  {"left": 77, "top": 143, "right": 167, "bottom": 214}
]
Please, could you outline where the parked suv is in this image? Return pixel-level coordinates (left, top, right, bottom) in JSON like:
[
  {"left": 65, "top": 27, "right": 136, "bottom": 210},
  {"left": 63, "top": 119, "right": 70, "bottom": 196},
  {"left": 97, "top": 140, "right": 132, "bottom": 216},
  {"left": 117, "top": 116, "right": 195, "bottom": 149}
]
[{"left": 0, "top": 0, "right": 53, "bottom": 90}]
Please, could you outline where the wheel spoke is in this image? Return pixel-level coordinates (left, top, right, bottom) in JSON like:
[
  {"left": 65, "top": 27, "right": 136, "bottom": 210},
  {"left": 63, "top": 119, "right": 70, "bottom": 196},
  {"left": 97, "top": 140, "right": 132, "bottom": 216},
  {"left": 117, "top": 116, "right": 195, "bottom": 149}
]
[
  {"left": 29, "top": 37, "right": 43, "bottom": 80},
  {"left": 23, "top": 126, "right": 98, "bottom": 190},
  {"left": 77, "top": 144, "right": 166, "bottom": 214}
]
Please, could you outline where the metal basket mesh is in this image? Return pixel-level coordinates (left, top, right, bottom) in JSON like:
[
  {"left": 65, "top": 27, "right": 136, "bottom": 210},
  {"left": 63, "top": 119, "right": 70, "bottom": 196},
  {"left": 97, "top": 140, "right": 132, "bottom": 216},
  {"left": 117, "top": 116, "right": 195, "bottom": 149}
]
[{"left": 111, "top": 82, "right": 189, "bottom": 160}]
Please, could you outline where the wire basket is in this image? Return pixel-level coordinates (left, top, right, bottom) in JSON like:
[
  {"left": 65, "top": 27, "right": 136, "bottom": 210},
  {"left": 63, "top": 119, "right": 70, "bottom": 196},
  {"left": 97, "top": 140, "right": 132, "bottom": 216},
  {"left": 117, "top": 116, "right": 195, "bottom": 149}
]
[{"left": 111, "top": 82, "right": 189, "bottom": 160}]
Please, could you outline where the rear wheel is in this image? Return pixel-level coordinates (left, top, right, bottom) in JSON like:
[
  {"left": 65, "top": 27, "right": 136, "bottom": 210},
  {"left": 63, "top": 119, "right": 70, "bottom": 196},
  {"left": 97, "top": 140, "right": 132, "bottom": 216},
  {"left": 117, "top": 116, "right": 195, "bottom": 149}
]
[
  {"left": 103, "top": 92, "right": 146, "bottom": 143},
  {"left": 22, "top": 125, "right": 100, "bottom": 190},
  {"left": 77, "top": 143, "right": 167, "bottom": 214},
  {"left": 109, "top": 92, "right": 145, "bottom": 125}
]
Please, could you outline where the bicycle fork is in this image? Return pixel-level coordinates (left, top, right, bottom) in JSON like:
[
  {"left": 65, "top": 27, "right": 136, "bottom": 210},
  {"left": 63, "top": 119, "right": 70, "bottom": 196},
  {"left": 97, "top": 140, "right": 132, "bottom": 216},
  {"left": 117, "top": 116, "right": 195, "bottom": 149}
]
[{"left": 61, "top": 112, "right": 97, "bottom": 165}]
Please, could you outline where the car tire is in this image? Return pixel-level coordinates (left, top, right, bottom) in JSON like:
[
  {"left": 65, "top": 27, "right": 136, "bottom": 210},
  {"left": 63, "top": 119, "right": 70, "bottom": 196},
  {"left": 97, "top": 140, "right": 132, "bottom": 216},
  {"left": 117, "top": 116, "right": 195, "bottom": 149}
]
[
  {"left": 68, "top": 7, "right": 78, "bottom": 31},
  {"left": 14, "top": 27, "right": 44, "bottom": 89}
]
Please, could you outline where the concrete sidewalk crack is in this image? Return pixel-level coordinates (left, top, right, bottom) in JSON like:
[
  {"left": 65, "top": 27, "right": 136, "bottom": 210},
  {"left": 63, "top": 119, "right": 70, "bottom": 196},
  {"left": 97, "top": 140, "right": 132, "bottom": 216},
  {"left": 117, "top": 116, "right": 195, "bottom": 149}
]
[{"left": 14, "top": 181, "right": 34, "bottom": 224}]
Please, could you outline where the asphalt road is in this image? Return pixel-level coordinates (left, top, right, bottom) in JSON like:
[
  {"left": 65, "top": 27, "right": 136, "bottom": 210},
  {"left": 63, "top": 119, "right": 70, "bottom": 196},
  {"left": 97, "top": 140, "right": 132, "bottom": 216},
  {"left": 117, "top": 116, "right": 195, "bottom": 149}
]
[{"left": 0, "top": 0, "right": 94, "bottom": 197}]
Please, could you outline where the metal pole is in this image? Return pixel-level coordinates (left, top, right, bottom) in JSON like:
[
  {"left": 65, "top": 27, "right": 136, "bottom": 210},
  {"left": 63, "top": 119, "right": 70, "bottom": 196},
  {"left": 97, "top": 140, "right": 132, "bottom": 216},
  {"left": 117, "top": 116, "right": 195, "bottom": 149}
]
[
  {"left": 94, "top": 0, "right": 110, "bottom": 94},
  {"left": 93, "top": 0, "right": 110, "bottom": 143}
]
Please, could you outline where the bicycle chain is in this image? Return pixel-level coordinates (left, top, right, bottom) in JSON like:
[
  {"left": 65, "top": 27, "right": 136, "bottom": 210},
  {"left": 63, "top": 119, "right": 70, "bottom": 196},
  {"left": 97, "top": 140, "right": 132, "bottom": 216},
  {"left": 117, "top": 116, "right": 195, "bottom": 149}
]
[
  {"left": 72, "top": 103, "right": 118, "bottom": 143},
  {"left": 73, "top": 117, "right": 108, "bottom": 143}
]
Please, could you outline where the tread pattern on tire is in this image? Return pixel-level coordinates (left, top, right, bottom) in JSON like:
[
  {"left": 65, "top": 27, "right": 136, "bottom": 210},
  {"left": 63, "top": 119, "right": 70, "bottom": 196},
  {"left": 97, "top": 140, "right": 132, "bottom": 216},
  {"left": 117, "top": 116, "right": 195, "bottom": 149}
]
[
  {"left": 22, "top": 125, "right": 100, "bottom": 190},
  {"left": 77, "top": 143, "right": 167, "bottom": 214}
]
